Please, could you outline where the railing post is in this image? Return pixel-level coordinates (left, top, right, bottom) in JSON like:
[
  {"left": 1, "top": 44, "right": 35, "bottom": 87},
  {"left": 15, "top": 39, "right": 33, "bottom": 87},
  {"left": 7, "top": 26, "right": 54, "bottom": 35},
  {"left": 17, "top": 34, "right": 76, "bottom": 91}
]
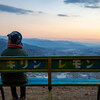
[
  {"left": 0, "top": 86, "right": 5, "bottom": 100},
  {"left": 97, "top": 86, "right": 100, "bottom": 100},
  {"left": 48, "top": 58, "right": 52, "bottom": 100}
]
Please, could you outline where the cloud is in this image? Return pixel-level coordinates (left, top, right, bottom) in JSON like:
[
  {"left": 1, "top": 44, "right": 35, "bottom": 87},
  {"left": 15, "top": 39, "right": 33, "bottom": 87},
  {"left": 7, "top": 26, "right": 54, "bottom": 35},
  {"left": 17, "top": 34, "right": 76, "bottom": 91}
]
[
  {"left": 57, "top": 14, "right": 80, "bottom": 17},
  {"left": 57, "top": 14, "right": 68, "bottom": 17},
  {"left": 85, "top": 5, "right": 100, "bottom": 8},
  {"left": 64, "top": 0, "right": 85, "bottom": 3},
  {"left": 64, "top": 0, "right": 100, "bottom": 4},
  {"left": 64, "top": 0, "right": 100, "bottom": 9},
  {"left": 38, "top": 11, "right": 44, "bottom": 14},
  {"left": 0, "top": 4, "right": 33, "bottom": 14}
]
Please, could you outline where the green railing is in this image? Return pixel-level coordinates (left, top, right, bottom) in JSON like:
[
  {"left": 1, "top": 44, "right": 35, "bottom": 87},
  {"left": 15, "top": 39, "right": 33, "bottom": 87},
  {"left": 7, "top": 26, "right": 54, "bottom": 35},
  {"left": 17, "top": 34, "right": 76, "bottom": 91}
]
[
  {"left": 0, "top": 56, "right": 100, "bottom": 100},
  {"left": 0, "top": 56, "right": 100, "bottom": 72}
]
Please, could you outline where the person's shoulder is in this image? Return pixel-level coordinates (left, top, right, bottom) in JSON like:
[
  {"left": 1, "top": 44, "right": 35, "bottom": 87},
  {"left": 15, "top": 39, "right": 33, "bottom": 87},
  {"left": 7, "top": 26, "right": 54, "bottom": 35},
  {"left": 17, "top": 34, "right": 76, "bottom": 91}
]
[
  {"left": 20, "top": 49, "right": 28, "bottom": 56},
  {"left": 1, "top": 48, "right": 8, "bottom": 56}
]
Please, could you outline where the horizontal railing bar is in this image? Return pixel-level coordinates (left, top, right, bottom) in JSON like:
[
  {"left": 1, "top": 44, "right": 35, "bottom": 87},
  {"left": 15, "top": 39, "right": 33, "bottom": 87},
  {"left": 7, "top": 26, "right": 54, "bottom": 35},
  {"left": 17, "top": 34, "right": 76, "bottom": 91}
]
[
  {"left": 0, "top": 56, "right": 100, "bottom": 59},
  {"left": 0, "top": 69, "right": 100, "bottom": 72}
]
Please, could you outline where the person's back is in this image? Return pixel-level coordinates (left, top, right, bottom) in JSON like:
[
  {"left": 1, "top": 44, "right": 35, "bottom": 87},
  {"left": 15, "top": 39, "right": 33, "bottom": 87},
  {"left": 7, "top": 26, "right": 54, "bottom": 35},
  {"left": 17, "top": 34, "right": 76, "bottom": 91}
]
[
  {"left": 1, "top": 31, "right": 28, "bottom": 100},
  {"left": 1, "top": 47, "right": 28, "bottom": 84}
]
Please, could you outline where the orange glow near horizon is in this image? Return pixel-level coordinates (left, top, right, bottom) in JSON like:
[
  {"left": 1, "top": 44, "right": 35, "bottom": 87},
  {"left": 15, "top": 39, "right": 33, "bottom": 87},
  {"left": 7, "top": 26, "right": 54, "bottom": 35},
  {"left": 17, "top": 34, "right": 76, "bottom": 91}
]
[{"left": 0, "top": 0, "right": 100, "bottom": 43}]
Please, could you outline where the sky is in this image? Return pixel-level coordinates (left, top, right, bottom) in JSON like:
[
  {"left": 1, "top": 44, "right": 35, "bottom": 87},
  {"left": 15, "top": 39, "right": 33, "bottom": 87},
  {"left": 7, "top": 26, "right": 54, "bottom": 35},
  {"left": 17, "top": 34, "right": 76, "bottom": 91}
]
[{"left": 0, "top": 0, "right": 100, "bottom": 42}]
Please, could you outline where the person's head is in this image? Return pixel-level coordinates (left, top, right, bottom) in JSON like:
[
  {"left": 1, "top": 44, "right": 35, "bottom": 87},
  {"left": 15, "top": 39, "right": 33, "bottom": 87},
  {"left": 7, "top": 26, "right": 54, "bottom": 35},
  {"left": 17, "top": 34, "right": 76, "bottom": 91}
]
[{"left": 7, "top": 31, "right": 22, "bottom": 44}]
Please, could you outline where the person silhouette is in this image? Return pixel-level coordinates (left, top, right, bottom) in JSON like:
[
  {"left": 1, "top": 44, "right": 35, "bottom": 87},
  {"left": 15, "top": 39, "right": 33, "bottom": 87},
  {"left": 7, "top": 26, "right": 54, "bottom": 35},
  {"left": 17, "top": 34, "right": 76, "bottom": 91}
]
[{"left": 1, "top": 31, "right": 28, "bottom": 100}]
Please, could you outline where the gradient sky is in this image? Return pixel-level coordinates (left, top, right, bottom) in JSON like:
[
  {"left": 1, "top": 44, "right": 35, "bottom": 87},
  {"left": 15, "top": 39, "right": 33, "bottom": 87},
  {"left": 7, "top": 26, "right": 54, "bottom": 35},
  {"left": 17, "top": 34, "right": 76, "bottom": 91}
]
[{"left": 0, "top": 0, "right": 100, "bottom": 42}]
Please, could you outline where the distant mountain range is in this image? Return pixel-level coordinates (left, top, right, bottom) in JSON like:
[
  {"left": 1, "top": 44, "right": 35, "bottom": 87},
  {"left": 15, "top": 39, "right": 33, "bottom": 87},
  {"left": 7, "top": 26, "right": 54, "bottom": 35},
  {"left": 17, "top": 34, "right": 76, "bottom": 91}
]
[
  {"left": 1, "top": 36, "right": 100, "bottom": 56},
  {"left": 1, "top": 35, "right": 100, "bottom": 47},
  {"left": 22, "top": 38, "right": 87, "bottom": 49},
  {"left": 0, "top": 38, "right": 51, "bottom": 56}
]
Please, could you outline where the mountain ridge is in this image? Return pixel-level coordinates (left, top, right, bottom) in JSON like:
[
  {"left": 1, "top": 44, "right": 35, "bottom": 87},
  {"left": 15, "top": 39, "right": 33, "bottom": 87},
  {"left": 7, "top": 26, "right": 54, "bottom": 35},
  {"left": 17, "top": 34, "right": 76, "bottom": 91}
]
[{"left": 1, "top": 37, "right": 100, "bottom": 56}]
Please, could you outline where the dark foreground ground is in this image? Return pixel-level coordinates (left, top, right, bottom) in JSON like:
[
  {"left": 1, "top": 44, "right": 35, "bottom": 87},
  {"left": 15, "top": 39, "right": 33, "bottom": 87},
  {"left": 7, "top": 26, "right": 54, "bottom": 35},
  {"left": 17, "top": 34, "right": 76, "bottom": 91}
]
[{"left": 0, "top": 86, "right": 98, "bottom": 100}]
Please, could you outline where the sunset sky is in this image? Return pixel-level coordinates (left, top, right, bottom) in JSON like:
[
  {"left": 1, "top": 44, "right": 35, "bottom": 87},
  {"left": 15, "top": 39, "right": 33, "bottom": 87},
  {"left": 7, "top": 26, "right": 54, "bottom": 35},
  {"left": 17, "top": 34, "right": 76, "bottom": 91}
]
[{"left": 0, "top": 0, "right": 100, "bottom": 42}]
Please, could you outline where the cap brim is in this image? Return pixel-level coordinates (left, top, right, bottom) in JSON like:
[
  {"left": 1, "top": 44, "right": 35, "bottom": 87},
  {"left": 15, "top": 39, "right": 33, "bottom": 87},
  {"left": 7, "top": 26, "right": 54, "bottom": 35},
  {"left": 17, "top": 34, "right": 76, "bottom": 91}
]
[{"left": 7, "top": 34, "right": 10, "bottom": 37}]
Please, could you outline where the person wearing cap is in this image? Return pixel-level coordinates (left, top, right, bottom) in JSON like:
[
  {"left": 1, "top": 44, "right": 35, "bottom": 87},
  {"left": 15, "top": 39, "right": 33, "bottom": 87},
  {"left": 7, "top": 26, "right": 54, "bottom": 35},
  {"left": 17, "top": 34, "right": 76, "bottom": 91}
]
[{"left": 1, "top": 31, "right": 28, "bottom": 100}]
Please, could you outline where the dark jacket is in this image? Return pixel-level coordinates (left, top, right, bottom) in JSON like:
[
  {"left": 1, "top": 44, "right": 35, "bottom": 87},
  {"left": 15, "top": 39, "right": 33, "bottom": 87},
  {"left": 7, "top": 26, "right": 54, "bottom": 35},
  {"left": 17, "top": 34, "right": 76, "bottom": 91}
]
[{"left": 1, "top": 47, "right": 28, "bottom": 84}]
